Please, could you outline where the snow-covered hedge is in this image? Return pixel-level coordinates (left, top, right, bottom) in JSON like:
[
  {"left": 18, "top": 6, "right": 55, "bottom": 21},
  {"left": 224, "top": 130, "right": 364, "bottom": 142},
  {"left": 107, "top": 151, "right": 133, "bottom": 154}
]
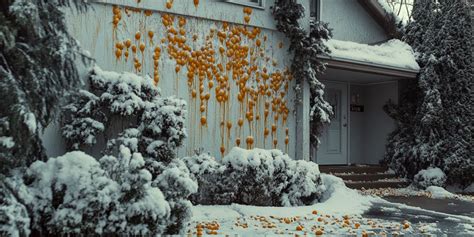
[
  {"left": 23, "top": 149, "right": 171, "bottom": 235},
  {"left": 183, "top": 147, "right": 325, "bottom": 207},
  {"left": 59, "top": 66, "right": 195, "bottom": 234},
  {"left": 413, "top": 167, "right": 447, "bottom": 189}
]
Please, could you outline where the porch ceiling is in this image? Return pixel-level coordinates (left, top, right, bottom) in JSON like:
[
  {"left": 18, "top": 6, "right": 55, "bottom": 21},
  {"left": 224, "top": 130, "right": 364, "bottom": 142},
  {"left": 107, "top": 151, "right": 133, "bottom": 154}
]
[{"left": 319, "top": 56, "right": 419, "bottom": 84}]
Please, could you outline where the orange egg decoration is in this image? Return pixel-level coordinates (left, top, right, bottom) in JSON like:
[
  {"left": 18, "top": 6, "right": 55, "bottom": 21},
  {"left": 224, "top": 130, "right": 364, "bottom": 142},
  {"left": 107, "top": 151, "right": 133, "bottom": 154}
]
[
  {"left": 244, "top": 15, "right": 250, "bottom": 23},
  {"left": 166, "top": 1, "right": 172, "bottom": 9},
  {"left": 264, "top": 128, "right": 269, "bottom": 136},
  {"left": 237, "top": 118, "right": 243, "bottom": 127},
  {"left": 115, "top": 49, "right": 122, "bottom": 58},
  {"left": 135, "top": 31, "right": 141, "bottom": 40},
  {"left": 200, "top": 116, "right": 207, "bottom": 125},
  {"left": 125, "top": 39, "right": 132, "bottom": 48},
  {"left": 246, "top": 136, "right": 254, "bottom": 146}
]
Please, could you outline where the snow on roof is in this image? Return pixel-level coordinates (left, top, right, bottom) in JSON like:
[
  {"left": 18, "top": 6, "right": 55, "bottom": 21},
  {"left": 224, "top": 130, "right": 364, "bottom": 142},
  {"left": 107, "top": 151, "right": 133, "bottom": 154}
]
[{"left": 325, "top": 39, "right": 420, "bottom": 71}]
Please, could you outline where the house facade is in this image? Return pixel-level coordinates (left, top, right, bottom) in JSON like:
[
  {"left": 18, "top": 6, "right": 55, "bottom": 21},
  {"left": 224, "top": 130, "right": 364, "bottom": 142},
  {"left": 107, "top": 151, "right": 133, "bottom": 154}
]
[
  {"left": 313, "top": 0, "right": 419, "bottom": 165},
  {"left": 42, "top": 0, "right": 419, "bottom": 165}
]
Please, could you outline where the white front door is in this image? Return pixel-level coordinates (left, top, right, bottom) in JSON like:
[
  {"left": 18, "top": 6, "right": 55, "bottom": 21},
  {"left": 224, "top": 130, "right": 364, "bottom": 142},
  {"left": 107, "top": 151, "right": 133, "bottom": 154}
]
[{"left": 316, "top": 82, "right": 348, "bottom": 165}]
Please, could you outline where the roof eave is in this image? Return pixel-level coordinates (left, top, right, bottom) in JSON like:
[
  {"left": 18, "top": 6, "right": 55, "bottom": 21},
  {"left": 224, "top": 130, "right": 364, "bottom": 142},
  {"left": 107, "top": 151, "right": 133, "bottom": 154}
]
[
  {"left": 318, "top": 55, "right": 420, "bottom": 79},
  {"left": 358, "top": 0, "right": 400, "bottom": 38}
]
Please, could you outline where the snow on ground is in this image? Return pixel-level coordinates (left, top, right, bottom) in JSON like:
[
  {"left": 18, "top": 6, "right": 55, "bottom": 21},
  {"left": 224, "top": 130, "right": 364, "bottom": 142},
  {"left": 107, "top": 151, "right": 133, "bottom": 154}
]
[
  {"left": 426, "top": 186, "right": 456, "bottom": 199},
  {"left": 325, "top": 39, "right": 420, "bottom": 70},
  {"left": 186, "top": 174, "right": 473, "bottom": 236},
  {"left": 360, "top": 186, "right": 474, "bottom": 202}
]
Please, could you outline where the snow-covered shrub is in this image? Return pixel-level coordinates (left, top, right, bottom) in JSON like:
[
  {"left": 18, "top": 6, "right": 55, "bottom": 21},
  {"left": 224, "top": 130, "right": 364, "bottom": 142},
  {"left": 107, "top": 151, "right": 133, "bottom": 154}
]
[
  {"left": 182, "top": 151, "right": 234, "bottom": 205},
  {"left": 0, "top": 180, "right": 30, "bottom": 237},
  {"left": 183, "top": 147, "right": 325, "bottom": 207},
  {"left": 413, "top": 167, "right": 447, "bottom": 189},
  {"left": 23, "top": 151, "right": 121, "bottom": 235},
  {"left": 149, "top": 159, "right": 197, "bottom": 234},
  {"left": 99, "top": 146, "right": 171, "bottom": 235},
  {"left": 61, "top": 66, "right": 194, "bottom": 234},
  {"left": 19, "top": 149, "right": 171, "bottom": 235}
]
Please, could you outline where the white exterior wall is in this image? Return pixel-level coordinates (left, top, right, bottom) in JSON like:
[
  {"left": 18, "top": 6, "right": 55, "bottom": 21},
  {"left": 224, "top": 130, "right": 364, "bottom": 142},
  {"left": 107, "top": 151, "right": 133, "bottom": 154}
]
[
  {"left": 362, "top": 82, "right": 398, "bottom": 164},
  {"left": 320, "top": 0, "right": 389, "bottom": 44},
  {"left": 41, "top": 0, "right": 313, "bottom": 160},
  {"left": 349, "top": 82, "right": 398, "bottom": 164}
]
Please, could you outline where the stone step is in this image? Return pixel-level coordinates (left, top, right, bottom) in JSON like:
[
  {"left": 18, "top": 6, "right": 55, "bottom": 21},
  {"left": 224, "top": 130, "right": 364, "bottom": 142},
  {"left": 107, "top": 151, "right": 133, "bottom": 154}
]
[
  {"left": 345, "top": 181, "right": 410, "bottom": 189},
  {"left": 337, "top": 173, "right": 397, "bottom": 182},
  {"left": 319, "top": 165, "right": 388, "bottom": 174}
]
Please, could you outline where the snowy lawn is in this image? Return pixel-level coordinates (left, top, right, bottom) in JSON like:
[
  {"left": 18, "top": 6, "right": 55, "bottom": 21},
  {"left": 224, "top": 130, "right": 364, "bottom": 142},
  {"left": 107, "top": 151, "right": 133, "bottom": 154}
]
[{"left": 185, "top": 175, "right": 474, "bottom": 236}]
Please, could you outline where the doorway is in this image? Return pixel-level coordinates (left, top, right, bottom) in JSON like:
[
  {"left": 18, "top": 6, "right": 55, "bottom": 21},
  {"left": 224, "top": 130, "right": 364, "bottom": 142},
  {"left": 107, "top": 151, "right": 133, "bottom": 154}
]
[{"left": 315, "top": 81, "right": 348, "bottom": 165}]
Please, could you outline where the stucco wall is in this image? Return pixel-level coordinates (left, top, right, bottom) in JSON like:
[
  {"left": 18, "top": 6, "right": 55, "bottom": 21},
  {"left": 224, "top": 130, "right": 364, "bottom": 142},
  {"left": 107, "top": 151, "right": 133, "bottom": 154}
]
[
  {"left": 320, "top": 0, "right": 389, "bottom": 44},
  {"left": 41, "top": 0, "right": 310, "bottom": 160}
]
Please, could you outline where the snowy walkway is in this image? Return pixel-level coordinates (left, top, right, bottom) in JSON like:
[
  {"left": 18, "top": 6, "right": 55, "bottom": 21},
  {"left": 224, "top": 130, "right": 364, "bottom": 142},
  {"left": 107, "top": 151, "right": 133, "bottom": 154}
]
[{"left": 382, "top": 196, "right": 474, "bottom": 217}]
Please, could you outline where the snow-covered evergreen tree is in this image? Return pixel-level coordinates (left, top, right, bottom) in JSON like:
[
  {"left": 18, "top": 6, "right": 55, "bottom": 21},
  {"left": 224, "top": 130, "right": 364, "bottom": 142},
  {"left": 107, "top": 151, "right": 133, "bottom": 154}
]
[
  {"left": 384, "top": 0, "right": 473, "bottom": 187},
  {"left": 0, "top": 0, "right": 88, "bottom": 174},
  {"left": 61, "top": 66, "right": 196, "bottom": 234}
]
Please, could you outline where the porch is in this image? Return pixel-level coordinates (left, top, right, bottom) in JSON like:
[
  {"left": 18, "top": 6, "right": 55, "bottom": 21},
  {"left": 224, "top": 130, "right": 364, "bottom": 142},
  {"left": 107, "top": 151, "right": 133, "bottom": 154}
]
[{"left": 311, "top": 53, "right": 418, "bottom": 165}]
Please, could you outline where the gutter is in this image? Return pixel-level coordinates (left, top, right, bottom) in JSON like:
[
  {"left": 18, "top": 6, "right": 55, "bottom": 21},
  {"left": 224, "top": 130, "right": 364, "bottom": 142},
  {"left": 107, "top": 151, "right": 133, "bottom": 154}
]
[{"left": 318, "top": 55, "right": 420, "bottom": 79}]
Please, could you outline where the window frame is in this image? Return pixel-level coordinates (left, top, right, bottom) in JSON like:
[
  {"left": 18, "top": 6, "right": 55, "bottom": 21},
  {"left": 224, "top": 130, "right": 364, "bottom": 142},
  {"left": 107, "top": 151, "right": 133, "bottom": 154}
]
[{"left": 223, "top": 0, "right": 265, "bottom": 10}]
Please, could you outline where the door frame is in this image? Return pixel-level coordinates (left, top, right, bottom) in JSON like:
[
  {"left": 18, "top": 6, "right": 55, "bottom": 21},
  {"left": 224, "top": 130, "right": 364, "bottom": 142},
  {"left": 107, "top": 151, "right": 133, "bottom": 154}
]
[{"left": 315, "top": 80, "right": 351, "bottom": 165}]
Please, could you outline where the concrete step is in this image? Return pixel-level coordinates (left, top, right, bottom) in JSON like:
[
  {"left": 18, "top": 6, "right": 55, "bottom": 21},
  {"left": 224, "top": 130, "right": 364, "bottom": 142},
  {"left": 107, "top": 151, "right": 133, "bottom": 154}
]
[
  {"left": 345, "top": 181, "right": 410, "bottom": 189},
  {"left": 338, "top": 173, "right": 397, "bottom": 182},
  {"left": 319, "top": 165, "right": 388, "bottom": 174}
]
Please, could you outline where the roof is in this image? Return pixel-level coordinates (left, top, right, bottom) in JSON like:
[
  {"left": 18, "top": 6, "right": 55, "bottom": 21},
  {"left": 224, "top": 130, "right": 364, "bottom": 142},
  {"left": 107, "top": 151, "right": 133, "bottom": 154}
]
[
  {"left": 321, "top": 39, "right": 420, "bottom": 78},
  {"left": 358, "top": 0, "right": 401, "bottom": 38}
]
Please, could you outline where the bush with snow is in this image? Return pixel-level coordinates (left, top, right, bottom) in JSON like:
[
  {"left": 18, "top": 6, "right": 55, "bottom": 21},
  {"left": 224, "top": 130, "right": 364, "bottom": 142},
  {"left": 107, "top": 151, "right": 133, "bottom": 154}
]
[
  {"left": 413, "top": 167, "right": 447, "bottom": 189},
  {"left": 183, "top": 147, "right": 325, "bottom": 207},
  {"left": 17, "top": 149, "right": 171, "bottom": 235},
  {"left": 60, "top": 66, "right": 195, "bottom": 234}
]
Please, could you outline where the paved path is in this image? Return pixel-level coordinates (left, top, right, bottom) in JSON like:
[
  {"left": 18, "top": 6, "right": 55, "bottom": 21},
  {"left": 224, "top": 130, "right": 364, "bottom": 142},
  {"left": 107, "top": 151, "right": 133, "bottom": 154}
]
[
  {"left": 362, "top": 198, "right": 474, "bottom": 236},
  {"left": 382, "top": 196, "right": 474, "bottom": 217}
]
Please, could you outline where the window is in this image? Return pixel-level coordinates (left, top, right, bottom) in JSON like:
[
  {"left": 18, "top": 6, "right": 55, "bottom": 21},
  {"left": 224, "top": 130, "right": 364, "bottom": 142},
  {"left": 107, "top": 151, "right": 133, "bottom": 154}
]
[
  {"left": 224, "top": 0, "right": 264, "bottom": 9},
  {"left": 310, "top": 0, "right": 320, "bottom": 19}
]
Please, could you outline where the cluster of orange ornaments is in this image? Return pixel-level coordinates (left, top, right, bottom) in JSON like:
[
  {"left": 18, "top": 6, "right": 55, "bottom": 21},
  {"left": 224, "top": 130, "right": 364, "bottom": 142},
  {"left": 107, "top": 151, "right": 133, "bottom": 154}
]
[{"left": 111, "top": 1, "right": 292, "bottom": 156}]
